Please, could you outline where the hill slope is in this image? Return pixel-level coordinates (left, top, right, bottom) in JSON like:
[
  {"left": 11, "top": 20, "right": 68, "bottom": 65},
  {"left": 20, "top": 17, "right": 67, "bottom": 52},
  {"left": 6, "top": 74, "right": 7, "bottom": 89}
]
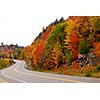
[
  {"left": 0, "top": 44, "right": 23, "bottom": 59},
  {"left": 21, "top": 16, "right": 100, "bottom": 78}
]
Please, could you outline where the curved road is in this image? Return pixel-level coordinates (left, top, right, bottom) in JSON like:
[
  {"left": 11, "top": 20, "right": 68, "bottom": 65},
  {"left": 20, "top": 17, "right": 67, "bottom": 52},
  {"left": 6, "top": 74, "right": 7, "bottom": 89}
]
[{"left": 0, "top": 60, "right": 100, "bottom": 83}]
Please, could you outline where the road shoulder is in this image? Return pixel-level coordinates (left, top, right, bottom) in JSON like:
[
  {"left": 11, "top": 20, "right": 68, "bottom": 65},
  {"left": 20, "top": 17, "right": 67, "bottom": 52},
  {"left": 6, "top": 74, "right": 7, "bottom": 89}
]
[{"left": 0, "top": 77, "right": 7, "bottom": 83}]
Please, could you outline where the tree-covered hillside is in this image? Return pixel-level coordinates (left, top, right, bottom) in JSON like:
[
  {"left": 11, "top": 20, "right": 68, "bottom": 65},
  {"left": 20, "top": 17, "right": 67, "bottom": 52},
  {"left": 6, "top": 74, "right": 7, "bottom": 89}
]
[
  {"left": 21, "top": 16, "right": 100, "bottom": 78},
  {"left": 0, "top": 43, "right": 24, "bottom": 59}
]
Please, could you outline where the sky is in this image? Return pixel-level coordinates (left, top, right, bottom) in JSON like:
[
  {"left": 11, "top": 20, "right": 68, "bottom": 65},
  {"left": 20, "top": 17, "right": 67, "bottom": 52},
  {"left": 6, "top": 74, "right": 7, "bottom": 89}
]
[
  {"left": 0, "top": 0, "right": 99, "bottom": 46},
  {"left": 0, "top": 0, "right": 70, "bottom": 46}
]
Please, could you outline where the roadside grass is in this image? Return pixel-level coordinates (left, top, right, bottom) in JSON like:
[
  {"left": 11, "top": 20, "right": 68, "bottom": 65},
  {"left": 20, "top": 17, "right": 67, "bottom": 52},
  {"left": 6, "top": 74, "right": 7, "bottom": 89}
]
[{"left": 26, "top": 63, "right": 100, "bottom": 78}]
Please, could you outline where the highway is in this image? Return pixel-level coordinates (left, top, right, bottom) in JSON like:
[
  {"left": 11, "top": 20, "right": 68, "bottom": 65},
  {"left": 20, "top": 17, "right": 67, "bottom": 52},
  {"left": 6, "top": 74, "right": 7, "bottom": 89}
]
[{"left": 0, "top": 60, "right": 100, "bottom": 83}]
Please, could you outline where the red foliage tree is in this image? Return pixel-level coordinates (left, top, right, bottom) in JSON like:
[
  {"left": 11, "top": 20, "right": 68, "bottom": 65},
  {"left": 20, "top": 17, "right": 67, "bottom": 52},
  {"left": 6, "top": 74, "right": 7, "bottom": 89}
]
[
  {"left": 34, "top": 26, "right": 53, "bottom": 57},
  {"left": 72, "top": 61, "right": 80, "bottom": 69},
  {"left": 70, "top": 32, "right": 79, "bottom": 60}
]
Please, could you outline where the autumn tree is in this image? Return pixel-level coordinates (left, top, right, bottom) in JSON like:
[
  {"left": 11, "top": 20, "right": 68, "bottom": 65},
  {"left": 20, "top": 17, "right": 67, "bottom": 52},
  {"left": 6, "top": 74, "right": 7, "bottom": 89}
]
[
  {"left": 94, "top": 42, "right": 100, "bottom": 57},
  {"left": 68, "top": 16, "right": 90, "bottom": 38},
  {"left": 22, "top": 46, "right": 31, "bottom": 67},
  {"left": 46, "top": 22, "right": 66, "bottom": 50},
  {"left": 70, "top": 32, "right": 79, "bottom": 60},
  {"left": 51, "top": 47, "right": 63, "bottom": 69},
  {"left": 89, "top": 16, "right": 100, "bottom": 41},
  {"left": 30, "top": 26, "right": 53, "bottom": 69},
  {"left": 72, "top": 61, "right": 80, "bottom": 69},
  {"left": 7, "top": 49, "right": 15, "bottom": 58},
  {"left": 19, "top": 50, "right": 25, "bottom": 60},
  {"left": 64, "top": 19, "right": 76, "bottom": 50},
  {"left": 70, "top": 16, "right": 100, "bottom": 40}
]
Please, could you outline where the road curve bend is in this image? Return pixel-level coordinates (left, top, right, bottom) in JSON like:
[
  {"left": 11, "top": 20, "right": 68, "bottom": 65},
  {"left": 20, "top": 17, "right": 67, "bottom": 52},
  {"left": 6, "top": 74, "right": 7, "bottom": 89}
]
[{"left": 0, "top": 60, "right": 100, "bottom": 83}]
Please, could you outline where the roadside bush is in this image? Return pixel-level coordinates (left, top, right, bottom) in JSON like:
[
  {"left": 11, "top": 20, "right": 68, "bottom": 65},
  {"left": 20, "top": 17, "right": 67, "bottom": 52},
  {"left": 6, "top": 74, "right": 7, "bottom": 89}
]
[
  {"left": 95, "top": 64, "right": 100, "bottom": 73},
  {"left": 37, "top": 64, "right": 43, "bottom": 72},
  {"left": 85, "top": 71, "right": 92, "bottom": 77}
]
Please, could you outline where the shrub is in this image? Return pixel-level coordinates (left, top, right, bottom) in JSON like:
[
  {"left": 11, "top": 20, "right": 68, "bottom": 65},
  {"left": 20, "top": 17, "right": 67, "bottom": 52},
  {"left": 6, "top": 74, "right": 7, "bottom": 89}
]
[
  {"left": 93, "top": 64, "right": 100, "bottom": 74},
  {"left": 65, "top": 51, "right": 72, "bottom": 66},
  {"left": 79, "top": 38, "right": 89, "bottom": 54},
  {"left": 37, "top": 64, "right": 43, "bottom": 72},
  {"left": 97, "top": 65, "right": 100, "bottom": 71},
  {"left": 85, "top": 71, "right": 91, "bottom": 77}
]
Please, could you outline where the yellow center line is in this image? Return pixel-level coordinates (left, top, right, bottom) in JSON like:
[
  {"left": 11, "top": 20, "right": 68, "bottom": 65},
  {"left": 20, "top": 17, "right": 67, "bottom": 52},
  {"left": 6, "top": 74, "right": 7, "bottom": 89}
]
[
  {"left": 14, "top": 68, "right": 82, "bottom": 83},
  {"left": 0, "top": 77, "right": 8, "bottom": 83}
]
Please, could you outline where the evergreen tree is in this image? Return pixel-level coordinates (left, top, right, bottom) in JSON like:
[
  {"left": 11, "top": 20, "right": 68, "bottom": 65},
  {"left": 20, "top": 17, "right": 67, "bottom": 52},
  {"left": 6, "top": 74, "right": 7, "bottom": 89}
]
[
  {"left": 59, "top": 17, "right": 64, "bottom": 22},
  {"left": 79, "top": 38, "right": 89, "bottom": 54}
]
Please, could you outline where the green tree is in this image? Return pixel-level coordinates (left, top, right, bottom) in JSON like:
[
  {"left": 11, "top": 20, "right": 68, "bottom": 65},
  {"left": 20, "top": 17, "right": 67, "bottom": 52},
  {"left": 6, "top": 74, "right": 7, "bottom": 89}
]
[
  {"left": 46, "top": 22, "right": 66, "bottom": 50},
  {"left": 59, "top": 17, "right": 64, "bottom": 23},
  {"left": 79, "top": 38, "right": 89, "bottom": 54},
  {"left": 1, "top": 42, "right": 4, "bottom": 46},
  {"left": 54, "top": 18, "right": 59, "bottom": 25}
]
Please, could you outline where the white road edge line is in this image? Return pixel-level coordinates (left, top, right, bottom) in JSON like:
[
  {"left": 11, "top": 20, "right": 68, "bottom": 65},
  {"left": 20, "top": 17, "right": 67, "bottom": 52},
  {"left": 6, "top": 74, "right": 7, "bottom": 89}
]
[
  {"left": 14, "top": 65, "right": 82, "bottom": 83},
  {"left": 1, "top": 70, "right": 28, "bottom": 83}
]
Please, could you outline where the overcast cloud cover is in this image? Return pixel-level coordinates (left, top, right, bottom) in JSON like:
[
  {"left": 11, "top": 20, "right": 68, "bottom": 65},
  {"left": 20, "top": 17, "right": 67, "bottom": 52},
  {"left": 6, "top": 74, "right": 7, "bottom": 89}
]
[
  {"left": 0, "top": 0, "right": 98, "bottom": 46},
  {"left": 0, "top": 0, "right": 69, "bottom": 46}
]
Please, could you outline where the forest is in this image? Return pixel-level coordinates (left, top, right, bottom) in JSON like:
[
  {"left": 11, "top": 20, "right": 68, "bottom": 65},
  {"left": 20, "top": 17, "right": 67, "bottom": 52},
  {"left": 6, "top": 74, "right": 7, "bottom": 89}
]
[
  {"left": 19, "top": 16, "right": 100, "bottom": 77},
  {"left": 0, "top": 44, "right": 23, "bottom": 70}
]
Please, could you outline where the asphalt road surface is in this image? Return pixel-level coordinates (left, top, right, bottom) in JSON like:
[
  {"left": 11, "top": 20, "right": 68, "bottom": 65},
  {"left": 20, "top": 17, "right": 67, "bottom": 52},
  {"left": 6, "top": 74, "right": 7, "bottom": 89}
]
[{"left": 0, "top": 60, "right": 100, "bottom": 83}]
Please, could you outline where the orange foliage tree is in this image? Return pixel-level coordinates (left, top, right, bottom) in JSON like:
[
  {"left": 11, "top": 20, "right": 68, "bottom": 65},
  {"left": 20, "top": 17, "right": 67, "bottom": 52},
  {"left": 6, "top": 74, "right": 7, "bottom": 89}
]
[
  {"left": 70, "top": 32, "right": 80, "bottom": 60},
  {"left": 94, "top": 42, "right": 100, "bottom": 57},
  {"left": 22, "top": 46, "right": 31, "bottom": 62},
  {"left": 72, "top": 61, "right": 80, "bottom": 69},
  {"left": 34, "top": 26, "right": 53, "bottom": 56},
  {"left": 51, "top": 47, "right": 63, "bottom": 69},
  {"left": 30, "top": 26, "right": 54, "bottom": 67}
]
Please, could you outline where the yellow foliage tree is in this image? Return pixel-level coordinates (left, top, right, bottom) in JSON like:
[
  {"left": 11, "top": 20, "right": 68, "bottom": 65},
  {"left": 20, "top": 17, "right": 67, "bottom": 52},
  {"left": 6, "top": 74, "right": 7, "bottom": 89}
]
[
  {"left": 89, "top": 16, "right": 100, "bottom": 41},
  {"left": 94, "top": 42, "right": 100, "bottom": 57},
  {"left": 64, "top": 19, "right": 76, "bottom": 50},
  {"left": 51, "top": 48, "right": 63, "bottom": 69},
  {"left": 30, "top": 39, "right": 42, "bottom": 67}
]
